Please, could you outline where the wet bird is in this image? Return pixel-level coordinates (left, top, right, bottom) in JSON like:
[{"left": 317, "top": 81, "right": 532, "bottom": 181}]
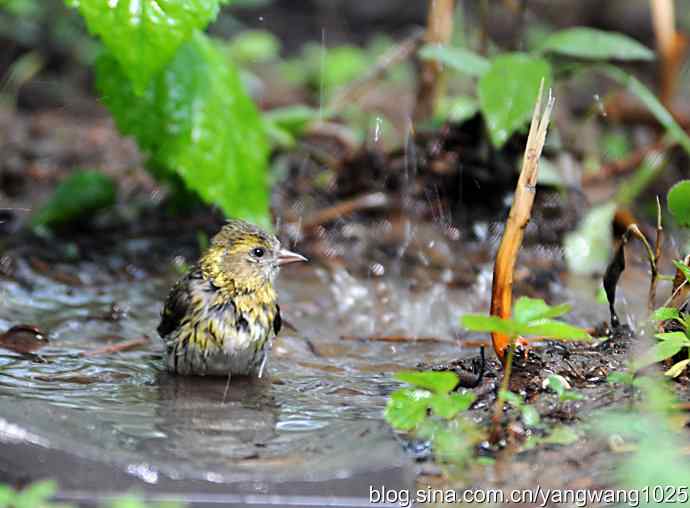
[{"left": 158, "top": 219, "right": 307, "bottom": 378}]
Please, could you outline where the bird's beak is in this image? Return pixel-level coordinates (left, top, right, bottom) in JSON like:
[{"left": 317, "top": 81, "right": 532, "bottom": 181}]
[{"left": 277, "top": 249, "right": 308, "bottom": 266}]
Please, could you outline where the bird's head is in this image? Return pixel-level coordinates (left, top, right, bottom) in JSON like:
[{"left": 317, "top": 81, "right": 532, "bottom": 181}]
[{"left": 200, "top": 219, "right": 307, "bottom": 293}]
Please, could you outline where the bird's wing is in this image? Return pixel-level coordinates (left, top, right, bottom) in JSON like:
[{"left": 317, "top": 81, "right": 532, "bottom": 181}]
[
  {"left": 273, "top": 304, "right": 282, "bottom": 335},
  {"left": 157, "top": 269, "right": 202, "bottom": 337}
]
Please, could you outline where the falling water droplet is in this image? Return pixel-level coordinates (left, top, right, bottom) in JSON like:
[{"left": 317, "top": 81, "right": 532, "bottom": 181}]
[
  {"left": 593, "top": 93, "right": 607, "bottom": 117},
  {"left": 373, "top": 117, "right": 383, "bottom": 143}
]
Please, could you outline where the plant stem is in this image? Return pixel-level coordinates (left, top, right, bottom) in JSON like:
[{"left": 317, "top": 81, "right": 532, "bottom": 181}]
[{"left": 489, "top": 337, "right": 516, "bottom": 444}]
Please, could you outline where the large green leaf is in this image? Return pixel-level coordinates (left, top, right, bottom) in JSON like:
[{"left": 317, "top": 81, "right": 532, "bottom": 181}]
[
  {"left": 97, "top": 32, "right": 269, "bottom": 225},
  {"left": 67, "top": 0, "right": 228, "bottom": 91},
  {"left": 478, "top": 53, "right": 552, "bottom": 148},
  {"left": 538, "top": 27, "right": 654, "bottom": 61},
  {"left": 418, "top": 44, "right": 489, "bottom": 77}
]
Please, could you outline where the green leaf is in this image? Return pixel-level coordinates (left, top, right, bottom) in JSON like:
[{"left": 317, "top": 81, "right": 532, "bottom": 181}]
[
  {"left": 384, "top": 388, "right": 431, "bottom": 431},
  {"left": 521, "top": 319, "right": 591, "bottom": 340},
  {"left": 538, "top": 27, "right": 654, "bottom": 61},
  {"left": 428, "top": 391, "right": 476, "bottom": 418},
  {"left": 264, "top": 105, "right": 319, "bottom": 137},
  {"left": 227, "top": 29, "right": 280, "bottom": 63},
  {"left": 438, "top": 96, "right": 479, "bottom": 124},
  {"left": 607, "top": 370, "right": 634, "bottom": 385},
  {"left": 564, "top": 201, "right": 617, "bottom": 274},
  {"left": 668, "top": 180, "right": 690, "bottom": 228},
  {"left": 394, "top": 370, "right": 458, "bottom": 394},
  {"left": 655, "top": 331, "right": 690, "bottom": 343},
  {"left": 540, "top": 426, "right": 579, "bottom": 446},
  {"left": 513, "top": 297, "right": 571, "bottom": 323},
  {"left": 67, "top": 0, "right": 227, "bottom": 92},
  {"left": 0, "top": 484, "right": 14, "bottom": 508},
  {"left": 665, "top": 359, "right": 690, "bottom": 378},
  {"left": 461, "top": 314, "right": 517, "bottom": 335},
  {"left": 478, "top": 53, "right": 552, "bottom": 148},
  {"left": 673, "top": 259, "right": 690, "bottom": 283},
  {"left": 520, "top": 404, "right": 541, "bottom": 427},
  {"left": 634, "top": 336, "right": 688, "bottom": 370},
  {"left": 418, "top": 44, "right": 489, "bottom": 77},
  {"left": 500, "top": 390, "right": 524, "bottom": 408},
  {"left": 31, "top": 170, "right": 116, "bottom": 227},
  {"left": 13, "top": 480, "right": 57, "bottom": 508},
  {"left": 97, "top": 32, "right": 269, "bottom": 225},
  {"left": 546, "top": 375, "right": 584, "bottom": 401},
  {"left": 602, "top": 66, "right": 690, "bottom": 156},
  {"left": 651, "top": 307, "right": 682, "bottom": 322}
]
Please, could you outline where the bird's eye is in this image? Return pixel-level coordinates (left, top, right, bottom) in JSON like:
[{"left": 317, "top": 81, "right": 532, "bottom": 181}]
[{"left": 252, "top": 247, "right": 265, "bottom": 258}]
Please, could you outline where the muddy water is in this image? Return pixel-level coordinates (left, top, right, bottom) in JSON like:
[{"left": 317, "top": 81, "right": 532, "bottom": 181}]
[{"left": 0, "top": 233, "right": 648, "bottom": 500}]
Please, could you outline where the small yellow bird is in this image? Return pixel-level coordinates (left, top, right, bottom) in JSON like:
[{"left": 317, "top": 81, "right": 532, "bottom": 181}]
[{"left": 158, "top": 219, "right": 307, "bottom": 378}]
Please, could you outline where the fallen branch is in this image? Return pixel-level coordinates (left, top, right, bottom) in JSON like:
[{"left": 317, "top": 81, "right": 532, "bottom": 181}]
[
  {"left": 83, "top": 337, "right": 149, "bottom": 357},
  {"left": 490, "top": 80, "right": 555, "bottom": 362}
]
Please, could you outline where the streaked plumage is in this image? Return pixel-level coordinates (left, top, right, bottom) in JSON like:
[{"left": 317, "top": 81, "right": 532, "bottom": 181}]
[{"left": 158, "top": 219, "right": 306, "bottom": 377}]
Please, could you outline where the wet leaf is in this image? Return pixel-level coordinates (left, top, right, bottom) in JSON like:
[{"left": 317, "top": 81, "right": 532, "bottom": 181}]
[
  {"left": 461, "top": 314, "right": 517, "bottom": 336},
  {"left": 428, "top": 392, "right": 476, "bottom": 419},
  {"left": 564, "top": 201, "right": 617, "bottom": 275},
  {"left": 97, "top": 32, "right": 269, "bottom": 226},
  {"left": 418, "top": 44, "right": 489, "bottom": 76},
  {"left": 522, "top": 319, "right": 591, "bottom": 340},
  {"left": 395, "top": 370, "right": 458, "bottom": 394},
  {"left": 384, "top": 388, "right": 431, "bottom": 431},
  {"left": 67, "top": 0, "right": 229, "bottom": 92},
  {"left": 651, "top": 307, "right": 681, "bottom": 323},
  {"left": 665, "top": 359, "right": 690, "bottom": 378},
  {"left": 538, "top": 27, "right": 654, "bottom": 61},
  {"left": 668, "top": 180, "right": 690, "bottom": 227},
  {"left": 31, "top": 170, "right": 116, "bottom": 227},
  {"left": 478, "top": 53, "right": 552, "bottom": 148},
  {"left": 513, "top": 297, "right": 571, "bottom": 323}
]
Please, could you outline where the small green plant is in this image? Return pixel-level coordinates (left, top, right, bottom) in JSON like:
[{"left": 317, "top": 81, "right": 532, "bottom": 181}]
[
  {"left": 635, "top": 305, "right": 690, "bottom": 378},
  {"left": 0, "top": 481, "right": 185, "bottom": 508},
  {"left": 544, "top": 374, "right": 584, "bottom": 402},
  {"left": 500, "top": 390, "right": 541, "bottom": 427},
  {"left": 384, "top": 370, "right": 482, "bottom": 467},
  {"left": 461, "top": 296, "right": 591, "bottom": 342},
  {"left": 0, "top": 480, "right": 73, "bottom": 508}
]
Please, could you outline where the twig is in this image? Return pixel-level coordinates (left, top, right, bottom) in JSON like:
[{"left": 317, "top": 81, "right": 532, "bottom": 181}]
[
  {"left": 650, "top": 197, "right": 664, "bottom": 311},
  {"left": 414, "top": 0, "right": 455, "bottom": 122},
  {"left": 301, "top": 192, "right": 389, "bottom": 231},
  {"left": 489, "top": 340, "right": 516, "bottom": 444},
  {"left": 340, "top": 334, "right": 442, "bottom": 343},
  {"left": 490, "top": 80, "right": 554, "bottom": 362},
  {"left": 329, "top": 29, "right": 424, "bottom": 112},
  {"left": 82, "top": 337, "right": 149, "bottom": 357},
  {"left": 650, "top": 0, "right": 687, "bottom": 106}
]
